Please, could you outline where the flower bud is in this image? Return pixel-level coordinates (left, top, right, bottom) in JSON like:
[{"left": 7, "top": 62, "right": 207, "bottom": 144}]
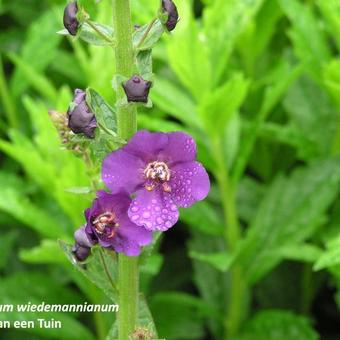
[
  {"left": 63, "top": 1, "right": 79, "bottom": 36},
  {"left": 122, "top": 76, "right": 152, "bottom": 103},
  {"left": 72, "top": 226, "right": 96, "bottom": 261},
  {"left": 161, "top": 0, "right": 178, "bottom": 31},
  {"left": 67, "top": 89, "right": 97, "bottom": 138}
]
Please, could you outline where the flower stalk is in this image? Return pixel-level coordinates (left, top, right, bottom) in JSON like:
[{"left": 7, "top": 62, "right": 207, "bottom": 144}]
[{"left": 112, "top": 0, "right": 139, "bottom": 339}]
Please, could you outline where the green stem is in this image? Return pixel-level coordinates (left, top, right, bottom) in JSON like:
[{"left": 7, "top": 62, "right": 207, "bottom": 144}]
[
  {"left": 112, "top": 1, "right": 139, "bottom": 339},
  {"left": 212, "top": 138, "right": 246, "bottom": 338}
]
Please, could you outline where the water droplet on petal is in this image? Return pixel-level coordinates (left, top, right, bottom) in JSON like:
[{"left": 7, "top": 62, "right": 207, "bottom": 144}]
[
  {"left": 162, "top": 209, "right": 168, "bottom": 214},
  {"left": 165, "top": 221, "right": 172, "bottom": 228},
  {"left": 142, "top": 211, "right": 151, "bottom": 218},
  {"left": 131, "top": 206, "right": 139, "bottom": 212},
  {"left": 156, "top": 217, "right": 163, "bottom": 224},
  {"left": 131, "top": 215, "right": 139, "bottom": 221},
  {"left": 170, "top": 204, "right": 177, "bottom": 211}
]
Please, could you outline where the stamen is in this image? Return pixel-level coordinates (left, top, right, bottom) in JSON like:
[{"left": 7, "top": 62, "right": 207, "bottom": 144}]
[
  {"left": 93, "top": 211, "right": 117, "bottom": 238},
  {"left": 144, "top": 161, "right": 171, "bottom": 182}
]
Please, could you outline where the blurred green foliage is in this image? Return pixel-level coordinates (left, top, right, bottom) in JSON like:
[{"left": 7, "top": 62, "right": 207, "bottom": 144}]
[{"left": 0, "top": 0, "right": 340, "bottom": 339}]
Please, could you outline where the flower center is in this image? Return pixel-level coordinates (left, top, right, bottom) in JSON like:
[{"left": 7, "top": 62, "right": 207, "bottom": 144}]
[
  {"left": 92, "top": 211, "right": 119, "bottom": 239},
  {"left": 144, "top": 161, "right": 171, "bottom": 192}
]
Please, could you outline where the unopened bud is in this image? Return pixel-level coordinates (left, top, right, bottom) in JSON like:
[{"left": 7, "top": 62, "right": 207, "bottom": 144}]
[
  {"left": 67, "top": 89, "right": 97, "bottom": 138},
  {"left": 63, "top": 1, "right": 79, "bottom": 36},
  {"left": 122, "top": 75, "right": 152, "bottom": 103},
  {"left": 72, "top": 226, "right": 96, "bottom": 261},
  {"left": 161, "top": 0, "right": 178, "bottom": 31}
]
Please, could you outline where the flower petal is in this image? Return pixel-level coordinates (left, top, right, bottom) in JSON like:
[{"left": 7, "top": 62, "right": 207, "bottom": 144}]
[
  {"left": 102, "top": 149, "right": 144, "bottom": 194},
  {"left": 117, "top": 219, "right": 152, "bottom": 246},
  {"left": 128, "top": 189, "right": 179, "bottom": 231},
  {"left": 169, "top": 161, "right": 210, "bottom": 207},
  {"left": 160, "top": 131, "right": 197, "bottom": 164},
  {"left": 123, "top": 130, "right": 168, "bottom": 162}
]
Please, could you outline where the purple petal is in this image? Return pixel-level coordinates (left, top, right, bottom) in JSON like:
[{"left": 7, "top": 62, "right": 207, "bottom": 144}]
[
  {"left": 169, "top": 161, "right": 210, "bottom": 207},
  {"left": 128, "top": 189, "right": 179, "bottom": 231},
  {"left": 117, "top": 218, "right": 153, "bottom": 246},
  {"left": 110, "top": 236, "right": 142, "bottom": 256},
  {"left": 159, "top": 131, "right": 197, "bottom": 164},
  {"left": 102, "top": 149, "right": 144, "bottom": 194},
  {"left": 123, "top": 130, "right": 168, "bottom": 162}
]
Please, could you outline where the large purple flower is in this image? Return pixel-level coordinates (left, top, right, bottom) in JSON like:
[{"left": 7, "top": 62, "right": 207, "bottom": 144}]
[
  {"left": 84, "top": 190, "right": 152, "bottom": 256},
  {"left": 102, "top": 130, "right": 210, "bottom": 231}
]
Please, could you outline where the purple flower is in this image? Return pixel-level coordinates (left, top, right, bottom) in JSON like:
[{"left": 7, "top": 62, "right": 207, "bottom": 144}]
[
  {"left": 102, "top": 130, "right": 210, "bottom": 231},
  {"left": 67, "top": 89, "right": 97, "bottom": 138},
  {"left": 63, "top": 1, "right": 79, "bottom": 36},
  {"left": 84, "top": 190, "right": 152, "bottom": 256}
]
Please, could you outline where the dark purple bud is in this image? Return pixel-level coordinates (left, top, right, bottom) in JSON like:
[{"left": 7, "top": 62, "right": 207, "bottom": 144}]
[
  {"left": 72, "top": 226, "right": 96, "bottom": 261},
  {"left": 122, "top": 76, "right": 152, "bottom": 103},
  {"left": 161, "top": 0, "right": 178, "bottom": 31},
  {"left": 67, "top": 89, "right": 97, "bottom": 138},
  {"left": 72, "top": 244, "right": 91, "bottom": 261},
  {"left": 63, "top": 1, "right": 79, "bottom": 36}
]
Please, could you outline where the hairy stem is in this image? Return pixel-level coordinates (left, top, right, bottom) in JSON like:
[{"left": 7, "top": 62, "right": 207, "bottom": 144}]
[{"left": 112, "top": 1, "right": 139, "bottom": 339}]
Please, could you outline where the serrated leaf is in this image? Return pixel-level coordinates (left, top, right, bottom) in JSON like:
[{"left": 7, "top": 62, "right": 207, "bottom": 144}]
[
  {"left": 234, "top": 310, "right": 319, "bottom": 340},
  {"left": 59, "top": 241, "right": 119, "bottom": 302},
  {"left": 236, "top": 158, "right": 340, "bottom": 285}
]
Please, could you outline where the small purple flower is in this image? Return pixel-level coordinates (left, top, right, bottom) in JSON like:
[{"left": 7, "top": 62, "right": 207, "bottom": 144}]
[
  {"left": 102, "top": 130, "right": 210, "bottom": 231},
  {"left": 67, "top": 89, "right": 97, "bottom": 138},
  {"left": 161, "top": 0, "right": 179, "bottom": 31},
  {"left": 84, "top": 190, "right": 152, "bottom": 256},
  {"left": 122, "top": 76, "right": 152, "bottom": 103},
  {"left": 63, "top": 1, "right": 79, "bottom": 36},
  {"left": 72, "top": 225, "right": 96, "bottom": 261}
]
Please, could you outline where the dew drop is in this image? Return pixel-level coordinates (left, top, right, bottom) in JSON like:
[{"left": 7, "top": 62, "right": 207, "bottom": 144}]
[
  {"left": 156, "top": 217, "right": 163, "bottom": 224},
  {"left": 170, "top": 204, "right": 177, "bottom": 211},
  {"left": 142, "top": 211, "right": 151, "bottom": 218},
  {"left": 131, "top": 206, "right": 139, "bottom": 212},
  {"left": 165, "top": 221, "right": 172, "bottom": 228},
  {"left": 131, "top": 215, "right": 139, "bottom": 221},
  {"left": 162, "top": 209, "right": 168, "bottom": 214},
  {"left": 155, "top": 206, "right": 161, "bottom": 212}
]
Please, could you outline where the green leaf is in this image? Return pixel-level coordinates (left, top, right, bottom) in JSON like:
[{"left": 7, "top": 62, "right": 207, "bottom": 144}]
[
  {"left": 275, "top": 244, "right": 322, "bottom": 263},
  {"left": 8, "top": 52, "right": 58, "bottom": 102},
  {"left": 203, "top": 0, "right": 264, "bottom": 85},
  {"left": 10, "top": 7, "right": 62, "bottom": 98},
  {"left": 151, "top": 77, "right": 199, "bottom": 128},
  {"left": 20, "top": 239, "right": 68, "bottom": 265},
  {"left": 236, "top": 158, "right": 340, "bottom": 285},
  {"left": 167, "top": 19, "right": 212, "bottom": 102},
  {"left": 284, "top": 77, "right": 339, "bottom": 160},
  {"left": 180, "top": 200, "right": 224, "bottom": 236},
  {"left": 59, "top": 241, "right": 119, "bottom": 302},
  {"left": 279, "top": 0, "right": 331, "bottom": 81},
  {"left": 133, "top": 19, "right": 164, "bottom": 51},
  {"left": 189, "top": 251, "right": 233, "bottom": 272},
  {"left": 314, "top": 235, "right": 340, "bottom": 271},
  {"left": 0, "top": 231, "right": 17, "bottom": 269},
  {"left": 234, "top": 310, "right": 319, "bottom": 340},
  {"left": 79, "top": 22, "right": 114, "bottom": 46},
  {"left": 150, "top": 292, "right": 213, "bottom": 340},
  {"left": 86, "top": 88, "right": 117, "bottom": 133},
  {"left": 199, "top": 73, "right": 249, "bottom": 136},
  {"left": 136, "top": 49, "right": 153, "bottom": 79}
]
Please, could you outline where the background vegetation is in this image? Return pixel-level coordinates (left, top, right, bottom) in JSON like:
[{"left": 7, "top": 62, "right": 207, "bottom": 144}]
[{"left": 0, "top": 0, "right": 340, "bottom": 339}]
